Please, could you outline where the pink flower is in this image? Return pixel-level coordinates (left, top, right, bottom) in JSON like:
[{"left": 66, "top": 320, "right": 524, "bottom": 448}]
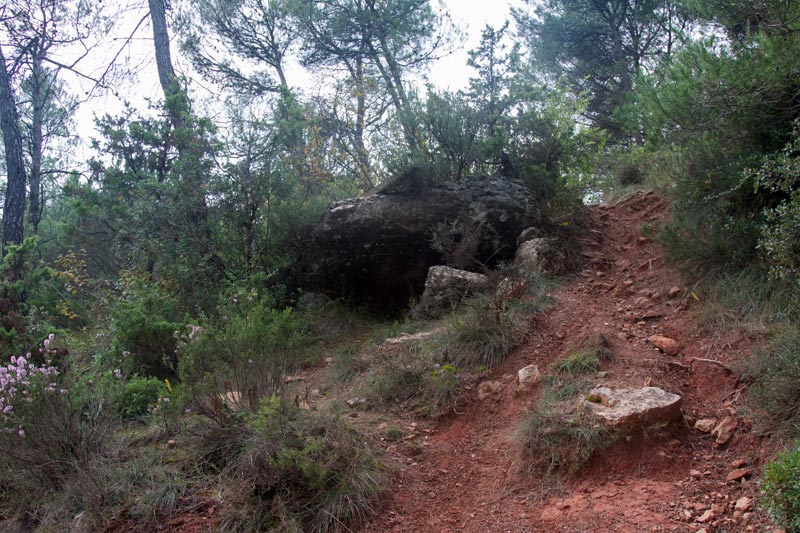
[
  {"left": 188, "top": 325, "right": 203, "bottom": 340},
  {"left": 18, "top": 427, "right": 24, "bottom": 438}
]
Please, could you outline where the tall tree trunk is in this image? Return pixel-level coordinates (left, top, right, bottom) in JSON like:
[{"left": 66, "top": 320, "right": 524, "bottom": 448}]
[
  {"left": 0, "top": 44, "right": 27, "bottom": 253},
  {"left": 28, "top": 53, "right": 45, "bottom": 235},
  {"left": 148, "top": 0, "right": 187, "bottom": 132},
  {"left": 353, "top": 57, "right": 373, "bottom": 189},
  {"left": 148, "top": 0, "right": 213, "bottom": 235}
]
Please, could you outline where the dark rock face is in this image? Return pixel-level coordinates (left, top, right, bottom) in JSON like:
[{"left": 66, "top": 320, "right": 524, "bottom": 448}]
[{"left": 290, "top": 176, "right": 542, "bottom": 310}]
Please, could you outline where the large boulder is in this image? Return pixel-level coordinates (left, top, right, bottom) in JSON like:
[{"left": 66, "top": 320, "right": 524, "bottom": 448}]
[{"left": 290, "top": 175, "right": 542, "bottom": 310}]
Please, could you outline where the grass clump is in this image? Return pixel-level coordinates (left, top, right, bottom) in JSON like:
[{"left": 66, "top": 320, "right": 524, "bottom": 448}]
[
  {"left": 517, "top": 408, "right": 614, "bottom": 476},
  {"left": 695, "top": 267, "right": 789, "bottom": 332},
  {"left": 330, "top": 343, "right": 370, "bottom": 383},
  {"left": 217, "top": 397, "right": 386, "bottom": 533},
  {"left": 741, "top": 327, "right": 800, "bottom": 437},
  {"left": 444, "top": 294, "right": 530, "bottom": 369},
  {"left": 553, "top": 350, "right": 600, "bottom": 376},
  {"left": 424, "top": 364, "right": 461, "bottom": 415},
  {"left": 761, "top": 443, "right": 800, "bottom": 532},
  {"left": 517, "top": 361, "right": 617, "bottom": 478},
  {"left": 365, "top": 345, "right": 461, "bottom": 416},
  {"left": 539, "top": 375, "right": 595, "bottom": 402},
  {"left": 366, "top": 354, "right": 426, "bottom": 406},
  {"left": 553, "top": 335, "right": 612, "bottom": 376}
]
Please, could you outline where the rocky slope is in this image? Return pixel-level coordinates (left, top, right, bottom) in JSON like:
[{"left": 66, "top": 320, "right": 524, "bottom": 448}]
[{"left": 361, "top": 191, "right": 775, "bottom": 533}]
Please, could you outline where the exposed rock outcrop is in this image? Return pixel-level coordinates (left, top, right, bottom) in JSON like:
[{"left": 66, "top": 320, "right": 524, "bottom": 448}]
[
  {"left": 289, "top": 175, "right": 542, "bottom": 310},
  {"left": 415, "top": 266, "right": 489, "bottom": 318},
  {"left": 514, "top": 237, "right": 571, "bottom": 276},
  {"left": 584, "top": 386, "right": 683, "bottom": 430}
]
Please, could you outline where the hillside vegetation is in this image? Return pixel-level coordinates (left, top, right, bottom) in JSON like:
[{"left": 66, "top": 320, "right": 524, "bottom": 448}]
[{"left": 0, "top": 0, "right": 799, "bottom": 531}]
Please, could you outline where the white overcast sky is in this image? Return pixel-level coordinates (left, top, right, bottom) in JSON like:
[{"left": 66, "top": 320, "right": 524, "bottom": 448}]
[
  {"left": 72, "top": 0, "right": 521, "bottom": 155},
  {"left": 429, "top": 0, "right": 520, "bottom": 90}
]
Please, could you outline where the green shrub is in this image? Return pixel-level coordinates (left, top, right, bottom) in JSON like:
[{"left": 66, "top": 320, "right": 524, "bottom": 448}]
[
  {"left": 217, "top": 397, "right": 386, "bottom": 533},
  {"left": 116, "top": 375, "right": 165, "bottom": 419},
  {"left": 755, "top": 120, "right": 800, "bottom": 293},
  {"left": 425, "top": 364, "right": 461, "bottom": 416},
  {"left": 111, "top": 277, "right": 185, "bottom": 379},
  {"left": 0, "top": 239, "right": 70, "bottom": 357},
  {"left": 615, "top": 164, "right": 642, "bottom": 186},
  {"left": 762, "top": 444, "right": 800, "bottom": 532},
  {"left": 178, "top": 296, "right": 309, "bottom": 417},
  {"left": 658, "top": 210, "right": 762, "bottom": 277}
]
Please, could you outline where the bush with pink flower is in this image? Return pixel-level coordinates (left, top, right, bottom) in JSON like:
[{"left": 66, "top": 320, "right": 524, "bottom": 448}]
[
  {"left": 0, "top": 336, "right": 62, "bottom": 437},
  {"left": 0, "top": 335, "right": 113, "bottom": 503}
]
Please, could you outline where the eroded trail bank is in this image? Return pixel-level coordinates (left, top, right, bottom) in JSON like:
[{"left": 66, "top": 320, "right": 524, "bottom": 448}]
[{"left": 362, "top": 192, "right": 771, "bottom": 533}]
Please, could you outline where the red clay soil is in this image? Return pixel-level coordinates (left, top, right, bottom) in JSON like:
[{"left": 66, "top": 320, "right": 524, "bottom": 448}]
[{"left": 360, "top": 191, "right": 777, "bottom": 533}]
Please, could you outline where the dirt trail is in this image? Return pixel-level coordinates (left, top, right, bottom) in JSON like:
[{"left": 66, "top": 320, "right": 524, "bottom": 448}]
[{"left": 361, "top": 192, "right": 772, "bottom": 533}]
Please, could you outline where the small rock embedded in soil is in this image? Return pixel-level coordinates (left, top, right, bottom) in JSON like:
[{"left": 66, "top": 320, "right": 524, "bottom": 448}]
[
  {"left": 694, "top": 419, "right": 717, "bottom": 433},
  {"left": 726, "top": 468, "right": 753, "bottom": 482},
  {"left": 477, "top": 380, "right": 503, "bottom": 401},
  {"left": 346, "top": 397, "right": 367, "bottom": 408},
  {"left": 516, "top": 364, "right": 540, "bottom": 392},
  {"left": 697, "top": 508, "right": 716, "bottom": 523},
  {"left": 712, "top": 416, "right": 738, "bottom": 445},
  {"left": 735, "top": 497, "right": 753, "bottom": 512},
  {"left": 647, "top": 334, "right": 682, "bottom": 356}
]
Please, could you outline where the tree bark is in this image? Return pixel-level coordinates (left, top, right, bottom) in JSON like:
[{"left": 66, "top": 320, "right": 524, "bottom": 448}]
[
  {"left": 148, "top": 0, "right": 187, "bottom": 132},
  {"left": 0, "top": 44, "right": 27, "bottom": 253},
  {"left": 148, "top": 0, "right": 214, "bottom": 241},
  {"left": 28, "top": 53, "right": 46, "bottom": 235}
]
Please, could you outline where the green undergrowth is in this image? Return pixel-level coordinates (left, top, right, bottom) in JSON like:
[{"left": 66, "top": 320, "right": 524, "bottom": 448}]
[
  {"left": 0, "top": 264, "right": 558, "bottom": 529},
  {"left": 552, "top": 335, "right": 613, "bottom": 377},
  {"left": 356, "top": 273, "right": 555, "bottom": 417},
  {"left": 517, "top": 335, "right": 617, "bottom": 479},
  {"left": 211, "top": 397, "right": 386, "bottom": 533},
  {"left": 761, "top": 443, "right": 800, "bottom": 532},
  {"left": 740, "top": 327, "right": 800, "bottom": 439},
  {"left": 517, "top": 375, "right": 616, "bottom": 478}
]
